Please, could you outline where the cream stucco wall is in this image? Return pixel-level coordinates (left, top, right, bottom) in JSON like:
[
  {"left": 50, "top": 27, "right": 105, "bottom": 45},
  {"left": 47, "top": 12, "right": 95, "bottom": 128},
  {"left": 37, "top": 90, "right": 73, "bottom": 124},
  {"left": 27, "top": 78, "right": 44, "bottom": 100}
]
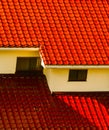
[
  {"left": 0, "top": 50, "right": 39, "bottom": 73},
  {"left": 1, "top": 49, "right": 109, "bottom": 92},
  {"left": 44, "top": 68, "right": 109, "bottom": 92}
]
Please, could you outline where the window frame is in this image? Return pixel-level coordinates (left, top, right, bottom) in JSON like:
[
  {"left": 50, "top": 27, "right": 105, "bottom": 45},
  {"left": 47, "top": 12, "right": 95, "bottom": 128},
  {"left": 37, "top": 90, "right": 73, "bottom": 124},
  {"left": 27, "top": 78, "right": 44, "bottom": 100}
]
[
  {"left": 16, "top": 57, "right": 41, "bottom": 72},
  {"left": 68, "top": 69, "right": 88, "bottom": 82}
]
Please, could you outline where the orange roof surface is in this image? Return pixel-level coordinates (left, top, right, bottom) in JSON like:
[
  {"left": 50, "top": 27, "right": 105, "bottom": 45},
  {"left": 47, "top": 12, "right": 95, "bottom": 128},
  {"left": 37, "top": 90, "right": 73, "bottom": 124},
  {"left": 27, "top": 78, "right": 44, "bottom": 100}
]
[
  {"left": 0, "top": 74, "right": 109, "bottom": 129},
  {"left": 0, "top": 0, "right": 109, "bottom": 65}
]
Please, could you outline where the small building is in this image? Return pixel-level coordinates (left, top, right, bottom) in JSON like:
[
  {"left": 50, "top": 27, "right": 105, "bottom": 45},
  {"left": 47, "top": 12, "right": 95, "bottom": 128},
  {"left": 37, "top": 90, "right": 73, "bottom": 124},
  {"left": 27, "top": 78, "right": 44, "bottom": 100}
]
[
  {"left": 0, "top": 46, "right": 109, "bottom": 92},
  {"left": 0, "top": 0, "right": 109, "bottom": 129}
]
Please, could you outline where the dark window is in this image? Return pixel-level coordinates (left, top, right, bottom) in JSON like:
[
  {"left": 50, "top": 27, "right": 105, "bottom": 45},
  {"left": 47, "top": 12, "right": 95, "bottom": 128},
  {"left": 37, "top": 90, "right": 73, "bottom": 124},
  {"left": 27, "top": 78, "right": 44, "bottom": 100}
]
[
  {"left": 68, "top": 70, "right": 88, "bottom": 81},
  {"left": 16, "top": 57, "right": 41, "bottom": 72}
]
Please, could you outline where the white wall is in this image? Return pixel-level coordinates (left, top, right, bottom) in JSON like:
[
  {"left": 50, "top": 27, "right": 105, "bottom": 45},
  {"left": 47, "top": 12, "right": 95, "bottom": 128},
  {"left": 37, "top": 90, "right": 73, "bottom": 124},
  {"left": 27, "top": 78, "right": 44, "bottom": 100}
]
[
  {"left": 44, "top": 68, "right": 109, "bottom": 92},
  {"left": 0, "top": 50, "right": 39, "bottom": 74}
]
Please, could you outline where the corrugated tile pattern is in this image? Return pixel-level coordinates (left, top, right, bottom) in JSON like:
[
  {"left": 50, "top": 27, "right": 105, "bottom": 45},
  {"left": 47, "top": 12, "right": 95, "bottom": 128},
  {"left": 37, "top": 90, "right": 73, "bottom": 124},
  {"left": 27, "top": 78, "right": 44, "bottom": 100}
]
[
  {"left": 54, "top": 92, "right": 109, "bottom": 129},
  {"left": 0, "top": 74, "right": 109, "bottom": 129},
  {"left": 0, "top": 74, "right": 63, "bottom": 129},
  {"left": 0, "top": 0, "right": 109, "bottom": 65}
]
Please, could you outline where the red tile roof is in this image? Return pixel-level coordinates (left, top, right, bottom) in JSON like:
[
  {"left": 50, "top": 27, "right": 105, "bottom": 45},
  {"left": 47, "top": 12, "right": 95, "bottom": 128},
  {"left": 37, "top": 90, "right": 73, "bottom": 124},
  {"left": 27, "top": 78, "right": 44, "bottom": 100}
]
[
  {"left": 0, "top": 74, "right": 109, "bottom": 129},
  {"left": 54, "top": 92, "right": 109, "bottom": 129},
  {"left": 0, "top": 74, "right": 62, "bottom": 129},
  {"left": 0, "top": 0, "right": 109, "bottom": 65}
]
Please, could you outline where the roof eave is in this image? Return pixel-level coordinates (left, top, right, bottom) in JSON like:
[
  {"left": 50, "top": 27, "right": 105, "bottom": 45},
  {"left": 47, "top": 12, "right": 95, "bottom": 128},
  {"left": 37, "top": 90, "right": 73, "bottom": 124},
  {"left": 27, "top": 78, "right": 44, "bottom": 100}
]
[
  {"left": 43, "top": 65, "right": 109, "bottom": 69},
  {"left": 0, "top": 48, "right": 39, "bottom": 51}
]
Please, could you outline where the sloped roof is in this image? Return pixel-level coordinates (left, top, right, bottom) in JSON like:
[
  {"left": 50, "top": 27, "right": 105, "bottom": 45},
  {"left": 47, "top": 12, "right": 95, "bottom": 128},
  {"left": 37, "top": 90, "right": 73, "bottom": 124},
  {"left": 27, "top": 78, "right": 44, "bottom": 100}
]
[
  {"left": 0, "top": 74, "right": 109, "bottom": 129},
  {"left": 54, "top": 92, "right": 109, "bottom": 128},
  {"left": 0, "top": 0, "right": 109, "bottom": 65}
]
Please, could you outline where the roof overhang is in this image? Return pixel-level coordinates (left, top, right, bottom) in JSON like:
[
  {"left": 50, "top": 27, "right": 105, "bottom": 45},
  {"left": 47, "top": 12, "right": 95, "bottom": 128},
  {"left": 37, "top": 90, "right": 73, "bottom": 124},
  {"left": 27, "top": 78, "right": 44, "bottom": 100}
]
[
  {"left": 0, "top": 48, "right": 39, "bottom": 51},
  {"left": 43, "top": 65, "right": 109, "bottom": 69}
]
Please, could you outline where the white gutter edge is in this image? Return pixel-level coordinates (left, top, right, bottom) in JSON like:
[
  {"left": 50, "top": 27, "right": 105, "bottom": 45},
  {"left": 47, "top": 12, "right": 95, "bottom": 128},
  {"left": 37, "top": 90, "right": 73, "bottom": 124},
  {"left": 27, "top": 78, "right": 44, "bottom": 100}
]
[
  {"left": 43, "top": 65, "right": 109, "bottom": 69},
  {"left": 0, "top": 48, "right": 39, "bottom": 51}
]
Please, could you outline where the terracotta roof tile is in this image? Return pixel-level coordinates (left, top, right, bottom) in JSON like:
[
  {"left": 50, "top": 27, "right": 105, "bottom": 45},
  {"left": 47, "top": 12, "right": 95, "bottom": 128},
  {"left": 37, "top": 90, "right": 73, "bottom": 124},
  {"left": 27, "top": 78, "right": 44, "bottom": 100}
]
[
  {"left": 53, "top": 92, "right": 109, "bottom": 128},
  {"left": 0, "top": 0, "right": 109, "bottom": 65},
  {"left": 0, "top": 74, "right": 109, "bottom": 129}
]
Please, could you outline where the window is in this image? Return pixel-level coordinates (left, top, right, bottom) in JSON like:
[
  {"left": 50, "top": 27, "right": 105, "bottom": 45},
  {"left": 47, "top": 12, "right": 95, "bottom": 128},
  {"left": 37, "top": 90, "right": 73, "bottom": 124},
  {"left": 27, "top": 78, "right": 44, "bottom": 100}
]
[
  {"left": 16, "top": 57, "right": 41, "bottom": 72},
  {"left": 68, "top": 69, "right": 88, "bottom": 81}
]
